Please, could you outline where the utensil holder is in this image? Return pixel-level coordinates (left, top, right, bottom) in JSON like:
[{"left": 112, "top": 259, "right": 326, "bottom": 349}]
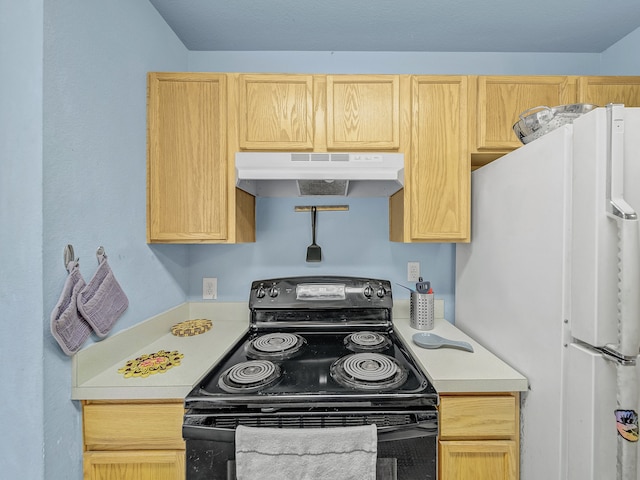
[{"left": 410, "top": 292, "right": 434, "bottom": 330}]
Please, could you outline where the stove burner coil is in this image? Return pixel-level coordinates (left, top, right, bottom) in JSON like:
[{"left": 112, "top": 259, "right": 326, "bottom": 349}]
[
  {"left": 330, "top": 353, "right": 408, "bottom": 391},
  {"left": 246, "top": 333, "right": 306, "bottom": 360},
  {"left": 218, "top": 360, "right": 281, "bottom": 393},
  {"left": 254, "top": 333, "right": 301, "bottom": 352},
  {"left": 344, "top": 331, "right": 391, "bottom": 352}
]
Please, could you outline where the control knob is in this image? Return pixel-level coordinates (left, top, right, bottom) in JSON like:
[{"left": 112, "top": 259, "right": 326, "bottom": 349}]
[
  {"left": 377, "top": 286, "right": 387, "bottom": 298},
  {"left": 363, "top": 285, "right": 374, "bottom": 298},
  {"left": 256, "top": 283, "right": 266, "bottom": 298},
  {"left": 268, "top": 283, "right": 279, "bottom": 298}
]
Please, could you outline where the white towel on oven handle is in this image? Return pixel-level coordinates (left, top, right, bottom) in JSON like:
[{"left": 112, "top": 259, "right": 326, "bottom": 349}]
[{"left": 235, "top": 424, "right": 377, "bottom": 480}]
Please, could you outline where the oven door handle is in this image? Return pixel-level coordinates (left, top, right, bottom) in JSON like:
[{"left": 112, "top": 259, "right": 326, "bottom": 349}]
[{"left": 183, "top": 419, "right": 438, "bottom": 444}]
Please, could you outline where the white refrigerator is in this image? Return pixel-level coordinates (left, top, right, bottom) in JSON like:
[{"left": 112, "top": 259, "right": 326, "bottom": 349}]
[{"left": 455, "top": 105, "right": 640, "bottom": 480}]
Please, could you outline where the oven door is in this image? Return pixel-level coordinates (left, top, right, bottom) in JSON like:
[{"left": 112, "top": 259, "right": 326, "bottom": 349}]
[{"left": 183, "top": 409, "right": 438, "bottom": 480}]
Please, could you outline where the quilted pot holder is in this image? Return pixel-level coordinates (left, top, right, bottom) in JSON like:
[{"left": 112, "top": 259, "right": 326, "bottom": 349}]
[
  {"left": 77, "top": 250, "right": 128, "bottom": 338},
  {"left": 50, "top": 260, "right": 92, "bottom": 356}
]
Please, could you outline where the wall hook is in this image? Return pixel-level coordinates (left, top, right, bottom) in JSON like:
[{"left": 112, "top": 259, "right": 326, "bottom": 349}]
[
  {"left": 63, "top": 244, "right": 76, "bottom": 271},
  {"left": 96, "top": 246, "right": 105, "bottom": 263}
]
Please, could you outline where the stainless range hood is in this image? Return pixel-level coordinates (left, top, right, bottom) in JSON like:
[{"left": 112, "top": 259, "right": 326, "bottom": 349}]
[{"left": 235, "top": 152, "right": 404, "bottom": 197}]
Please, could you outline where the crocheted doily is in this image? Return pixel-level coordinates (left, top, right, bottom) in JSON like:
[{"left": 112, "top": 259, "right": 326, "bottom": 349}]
[
  {"left": 170, "top": 319, "right": 213, "bottom": 337},
  {"left": 117, "top": 350, "right": 184, "bottom": 378}
]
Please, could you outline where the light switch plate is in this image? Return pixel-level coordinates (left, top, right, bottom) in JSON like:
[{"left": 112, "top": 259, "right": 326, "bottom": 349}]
[{"left": 407, "top": 262, "right": 420, "bottom": 282}]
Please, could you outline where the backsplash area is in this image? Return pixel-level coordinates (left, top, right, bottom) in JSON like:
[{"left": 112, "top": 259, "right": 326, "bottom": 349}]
[{"left": 186, "top": 197, "right": 455, "bottom": 320}]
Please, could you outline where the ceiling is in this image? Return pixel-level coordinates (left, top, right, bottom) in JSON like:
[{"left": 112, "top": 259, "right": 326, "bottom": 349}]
[{"left": 148, "top": 0, "right": 640, "bottom": 53}]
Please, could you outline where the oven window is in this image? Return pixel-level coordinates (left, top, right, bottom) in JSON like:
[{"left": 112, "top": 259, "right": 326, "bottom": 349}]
[{"left": 378, "top": 436, "right": 437, "bottom": 479}]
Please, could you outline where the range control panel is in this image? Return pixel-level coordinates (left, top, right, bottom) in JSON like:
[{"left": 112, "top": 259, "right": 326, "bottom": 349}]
[{"left": 249, "top": 276, "right": 393, "bottom": 310}]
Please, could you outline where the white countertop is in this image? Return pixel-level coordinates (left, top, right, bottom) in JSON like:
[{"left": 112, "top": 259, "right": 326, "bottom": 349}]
[
  {"left": 72, "top": 301, "right": 527, "bottom": 400},
  {"left": 72, "top": 303, "right": 249, "bottom": 400},
  {"left": 392, "top": 302, "right": 528, "bottom": 393}
]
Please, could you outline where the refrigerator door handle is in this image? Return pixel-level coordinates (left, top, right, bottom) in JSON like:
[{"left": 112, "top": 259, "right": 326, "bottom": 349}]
[
  {"left": 607, "top": 104, "right": 636, "bottom": 219},
  {"left": 605, "top": 104, "right": 640, "bottom": 358},
  {"left": 600, "top": 345, "right": 637, "bottom": 366},
  {"left": 605, "top": 104, "right": 640, "bottom": 480},
  {"left": 606, "top": 104, "right": 637, "bottom": 221},
  {"left": 613, "top": 215, "right": 640, "bottom": 357}
]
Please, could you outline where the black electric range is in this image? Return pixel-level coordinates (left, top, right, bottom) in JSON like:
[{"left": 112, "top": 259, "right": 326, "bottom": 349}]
[
  {"left": 185, "top": 276, "right": 436, "bottom": 410},
  {"left": 183, "top": 276, "right": 439, "bottom": 480}
]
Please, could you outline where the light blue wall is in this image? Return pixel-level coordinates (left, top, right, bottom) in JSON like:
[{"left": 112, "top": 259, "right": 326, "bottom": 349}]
[
  {"left": 188, "top": 50, "right": 601, "bottom": 75},
  {"left": 41, "top": 1, "right": 188, "bottom": 479},
  {"left": 601, "top": 26, "right": 640, "bottom": 73},
  {"left": 188, "top": 197, "right": 456, "bottom": 316},
  {"left": 3, "top": 2, "right": 639, "bottom": 477},
  {"left": 1, "top": 0, "right": 45, "bottom": 478}
]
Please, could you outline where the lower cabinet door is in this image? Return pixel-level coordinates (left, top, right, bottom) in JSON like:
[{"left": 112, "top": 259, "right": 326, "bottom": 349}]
[
  {"left": 440, "top": 440, "right": 517, "bottom": 480},
  {"left": 84, "top": 450, "right": 185, "bottom": 480}
]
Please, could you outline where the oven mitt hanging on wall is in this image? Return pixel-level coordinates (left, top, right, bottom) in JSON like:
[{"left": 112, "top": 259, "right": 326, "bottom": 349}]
[
  {"left": 77, "top": 249, "right": 128, "bottom": 338},
  {"left": 50, "top": 260, "right": 93, "bottom": 356}
]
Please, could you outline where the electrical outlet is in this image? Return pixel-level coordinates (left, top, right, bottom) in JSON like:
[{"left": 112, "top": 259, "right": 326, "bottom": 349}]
[
  {"left": 203, "top": 277, "right": 217, "bottom": 300},
  {"left": 434, "top": 299, "right": 445, "bottom": 319},
  {"left": 407, "top": 262, "right": 420, "bottom": 282}
]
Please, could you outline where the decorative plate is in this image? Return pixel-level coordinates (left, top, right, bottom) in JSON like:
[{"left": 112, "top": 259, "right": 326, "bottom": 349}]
[
  {"left": 117, "top": 350, "right": 184, "bottom": 378},
  {"left": 170, "top": 319, "right": 213, "bottom": 337}
]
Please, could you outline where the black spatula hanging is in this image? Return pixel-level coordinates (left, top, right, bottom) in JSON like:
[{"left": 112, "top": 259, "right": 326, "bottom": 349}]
[{"left": 306, "top": 206, "right": 322, "bottom": 262}]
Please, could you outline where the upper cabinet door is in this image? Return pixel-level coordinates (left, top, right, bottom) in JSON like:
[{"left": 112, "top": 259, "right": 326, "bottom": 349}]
[
  {"left": 238, "top": 74, "right": 314, "bottom": 150},
  {"left": 409, "top": 76, "right": 469, "bottom": 242},
  {"left": 147, "top": 73, "right": 228, "bottom": 243},
  {"left": 475, "top": 76, "right": 573, "bottom": 150},
  {"left": 577, "top": 76, "right": 640, "bottom": 107},
  {"left": 326, "top": 75, "right": 400, "bottom": 150}
]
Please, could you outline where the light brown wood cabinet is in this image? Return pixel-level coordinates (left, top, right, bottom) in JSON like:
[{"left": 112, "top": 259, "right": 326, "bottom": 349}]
[
  {"left": 390, "top": 75, "right": 470, "bottom": 242},
  {"left": 236, "top": 73, "right": 401, "bottom": 152},
  {"left": 470, "top": 75, "right": 640, "bottom": 169},
  {"left": 472, "top": 75, "right": 574, "bottom": 152},
  {"left": 577, "top": 76, "right": 640, "bottom": 106},
  {"left": 147, "top": 72, "right": 255, "bottom": 244},
  {"left": 325, "top": 75, "right": 400, "bottom": 150},
  {"left": 470, "top": 75, "right": 575, "bottom": 169},
  {"left": 235, "top": 73, "right": 469, "bottom": 243},
  {"left": 439, "top": 394, "right": 520, "bottom": 480},
  {"left": 82, "top": 394, "right": 519, "bottom": 479},
  {"left": 82, "top": 400, "right": 185, "bottom": 480},
  {"left": 237, "top": 74, "right": 314, "bottom": 150},
  {"left": 147, "top": 73, "right": 640, "bottom": 244},
  {"left": 147, "top": 72, "right": 468, "bottom": 243}
]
